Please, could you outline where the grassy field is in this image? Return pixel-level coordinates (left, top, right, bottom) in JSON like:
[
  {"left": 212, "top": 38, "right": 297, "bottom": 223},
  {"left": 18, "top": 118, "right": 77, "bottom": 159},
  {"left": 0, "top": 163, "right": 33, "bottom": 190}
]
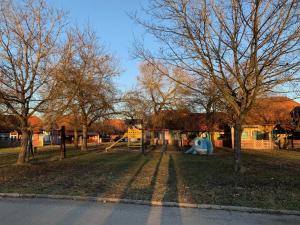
[
  {"left": 0, "top": 146, "right": 299, "bottom": 210},
  {"left": 0, "top": 143, "right": 102, "bottom": 155}
]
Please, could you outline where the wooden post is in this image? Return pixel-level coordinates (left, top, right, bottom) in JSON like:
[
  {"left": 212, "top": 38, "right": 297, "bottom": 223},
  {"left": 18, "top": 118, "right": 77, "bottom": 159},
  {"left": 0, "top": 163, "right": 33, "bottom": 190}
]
[
  {"left": 141, "top": 119, "right": 145, "bottom": 154},
  {"left": 291, "top": 130, "right": 294, "bottom": 150},
  {"left": 26, "top": 130, "right": 34, "bottom": 162},
  {"left": 60, "top": 126, "right": 66, "bottom": 160}
]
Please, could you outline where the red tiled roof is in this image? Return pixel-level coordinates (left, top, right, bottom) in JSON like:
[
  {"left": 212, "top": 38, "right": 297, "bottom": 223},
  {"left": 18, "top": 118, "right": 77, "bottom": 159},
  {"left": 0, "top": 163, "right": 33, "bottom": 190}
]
[
  {"left": 106, "top": 119, "right": 127, "bottom": 129},
  {"left": 98, "top": 119, "right": 127, "bottom": 134},
  {"left": 245, "top": 96, "right": 300, "bottom": 125},
  {"left": 28, "top": 116, "right": 43, "bottom": 133},
  {"left": 55, "top": 115, "right": 79, "bottom": 131},
  {"left": 28, "top": 116, "right": 42, "bottom": 127},
  {"left": 147, "top": 110, "right": 227, "bottom": 132}
]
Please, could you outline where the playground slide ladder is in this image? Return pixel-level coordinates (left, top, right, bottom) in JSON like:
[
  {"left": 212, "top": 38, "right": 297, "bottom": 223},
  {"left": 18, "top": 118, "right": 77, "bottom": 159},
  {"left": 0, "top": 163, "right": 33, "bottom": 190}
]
[{"left": 105, "top": 133, "right": 128, "bottom": 152}]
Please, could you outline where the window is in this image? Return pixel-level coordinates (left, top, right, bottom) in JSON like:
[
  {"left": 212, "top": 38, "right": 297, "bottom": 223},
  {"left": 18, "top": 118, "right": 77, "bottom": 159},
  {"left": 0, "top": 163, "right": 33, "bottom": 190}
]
[
  {"left": 253, "top": 131, "right": 269, "bottom": 140},
  {"left": 241, "top": 131, "right": 248, "bottom": 140}
]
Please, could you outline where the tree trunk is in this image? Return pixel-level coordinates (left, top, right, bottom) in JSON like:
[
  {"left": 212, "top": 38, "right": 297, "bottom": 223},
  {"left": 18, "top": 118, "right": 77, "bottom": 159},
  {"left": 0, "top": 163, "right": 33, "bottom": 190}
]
[
  {"left": 50, "top": 128, "right": 53, "bottom": 145},
  {"left": 141, "top": 120, "right": 145, "bottom": 154},
  {"left": 17, "top": 128, "right": 29, "bottom": 165},
  {"left": 74, "top": 127, "right": 79, "bottom": 149},
  {"left": 209, "top": 132, "right": 215, "bottom": 148},
  {"left": 81, "top": 123, "right": 88, "bottom": 151},
  {"left": 151, "top": 130, "right": 155, "bottom": 145},
  {"left": 233, "top": 120, "right": 243, "bottom": 173},
  {"left": 162, "top": 131, "right": 166, "bottom": 146},
  {"left": 60, "top": 126, "right": 66, "bottom": 160}
]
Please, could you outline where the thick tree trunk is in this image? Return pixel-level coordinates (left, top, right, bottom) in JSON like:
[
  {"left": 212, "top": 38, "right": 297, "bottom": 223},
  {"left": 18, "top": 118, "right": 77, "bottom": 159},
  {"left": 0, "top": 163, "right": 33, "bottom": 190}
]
[
  {"left": 74, "top": 127, "right": 79, "bottom": 149},
  {"left": 17, "top": 128, "right": 29, "bottom": 165},
  {"left": 81, "top": 123, "right": 88, "bottom": 151},
  {"left": 233, "top": 121, "right": 243, "bottom": 173}
]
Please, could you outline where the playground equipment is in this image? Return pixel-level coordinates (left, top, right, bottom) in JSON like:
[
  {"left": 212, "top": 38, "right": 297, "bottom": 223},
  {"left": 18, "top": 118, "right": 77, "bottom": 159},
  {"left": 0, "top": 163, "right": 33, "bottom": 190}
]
[
  {"left": 105, "top": 133, "right": 128, "bottom": 152},
  {"left": 185, "top": 137, "right": 213, "bottom": 155},
  {"left": 127, "top": 128, "right": 142, "bottom": 148},
  {"left": 105, "top": 127, "right": 143, "bottom": 151}
]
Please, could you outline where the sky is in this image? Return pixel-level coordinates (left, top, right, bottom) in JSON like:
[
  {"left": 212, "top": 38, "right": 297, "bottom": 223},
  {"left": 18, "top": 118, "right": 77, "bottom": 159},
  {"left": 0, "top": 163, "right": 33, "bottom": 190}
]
[
  {"left": 48, "top": 0, "right": 153, "bottom": 91},
  {"left": 45, "top": 1, "right": 299, "bottom": 102}
]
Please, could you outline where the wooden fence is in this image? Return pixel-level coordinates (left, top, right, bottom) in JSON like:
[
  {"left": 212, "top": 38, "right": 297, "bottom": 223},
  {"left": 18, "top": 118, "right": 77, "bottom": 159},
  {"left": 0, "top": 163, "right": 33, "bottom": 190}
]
[{"left": 241, "top": 140, "right": 274, "bottom": 150}]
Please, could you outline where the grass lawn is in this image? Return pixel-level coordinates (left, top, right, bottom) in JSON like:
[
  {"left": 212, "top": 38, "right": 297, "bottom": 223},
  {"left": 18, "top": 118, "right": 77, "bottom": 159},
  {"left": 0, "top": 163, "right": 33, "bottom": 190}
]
[
  {"left": 0, "top": 143, "right": 102, "bottom": 155},
  {"left": 0, "top": 146, "right": 299, "bottom": 210}
]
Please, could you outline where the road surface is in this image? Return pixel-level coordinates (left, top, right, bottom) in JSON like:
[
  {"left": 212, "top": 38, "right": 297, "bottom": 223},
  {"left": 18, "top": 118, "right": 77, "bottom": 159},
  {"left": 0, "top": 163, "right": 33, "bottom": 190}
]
[{"left": 0, "top": 198, "right": 299, "bottom": 225}]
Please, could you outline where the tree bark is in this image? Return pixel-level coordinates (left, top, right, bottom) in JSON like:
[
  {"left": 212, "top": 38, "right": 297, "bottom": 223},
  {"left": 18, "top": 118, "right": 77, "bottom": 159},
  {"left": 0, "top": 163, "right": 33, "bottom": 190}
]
[
  {"left": 74, "top": 127, "right": 79, "bottom": 149},
  {"left": 81, "top": 123, "right": 88, "bottom": 151},
  {"left": 17, "top": 127, "right": 29, "bottom": 165},
  {"left": 141, "top": 120, "right": 145, "bottom": 154},
  {"left": 60, "top": 126, "right": 66, "bottom": 160},
  {"left": 150, "top": 130, "right": 155, "bottom": 145},
  {"left": 233, "top": 120, "right": 243, "bottom": 173}
]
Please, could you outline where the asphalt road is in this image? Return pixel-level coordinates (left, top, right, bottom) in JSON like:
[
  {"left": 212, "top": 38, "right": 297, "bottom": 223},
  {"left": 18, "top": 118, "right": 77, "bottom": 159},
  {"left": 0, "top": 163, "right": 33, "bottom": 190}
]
[{"left": 0, "top": 198, "right": 299, "bottom": 225}]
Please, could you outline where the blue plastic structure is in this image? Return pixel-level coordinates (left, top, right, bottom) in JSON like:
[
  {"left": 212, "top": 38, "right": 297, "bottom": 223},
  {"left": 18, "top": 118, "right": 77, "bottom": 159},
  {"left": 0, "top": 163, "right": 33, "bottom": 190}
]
[{"left": 185, "top": 137, "right": 213, "bottom": 155}]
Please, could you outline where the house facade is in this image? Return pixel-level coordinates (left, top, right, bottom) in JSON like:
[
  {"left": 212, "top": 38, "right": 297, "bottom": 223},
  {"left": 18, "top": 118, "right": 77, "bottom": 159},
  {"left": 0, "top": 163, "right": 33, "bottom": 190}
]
[
  {"left": 232, "top": 97, "right": 300, "bottom": 150},
  {"left": 0, "top": 115, "right": 103, "bottom": 148},
  {"left": 144, "top": 110, "right": 228, "bottom": 148},
  {"left": 142, "top": 97, "right": 300, "bottom": 150},
  {"left": 44, "top": 115, "right": 102, "bottom": 145}
]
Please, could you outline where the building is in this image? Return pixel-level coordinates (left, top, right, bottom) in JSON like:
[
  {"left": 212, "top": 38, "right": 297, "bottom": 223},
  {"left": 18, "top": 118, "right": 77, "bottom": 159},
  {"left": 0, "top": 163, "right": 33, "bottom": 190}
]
[
  {"left": 144, "top": 110, "right": 228, "bottom": 147},
  {"left": 0, "top": 115, "right": 102, "bottom": 147},
  {"left": 28, "top": 116, "right": 44, "bottom": 147},
  {"left": 232, "top": 97, "right": 300, "bottom": 150},
  {"left": 44, "top": 115, "right": 102, "bottom": 145},
  {"left": 143, "top": 97, "right": 300, "bottom": 150}
]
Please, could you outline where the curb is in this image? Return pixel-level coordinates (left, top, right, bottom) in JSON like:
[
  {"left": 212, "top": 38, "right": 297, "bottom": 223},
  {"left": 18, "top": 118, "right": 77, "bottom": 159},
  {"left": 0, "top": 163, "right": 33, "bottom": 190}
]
[{"left": 0, "top": 193, "right": 299, "bottom": 216}]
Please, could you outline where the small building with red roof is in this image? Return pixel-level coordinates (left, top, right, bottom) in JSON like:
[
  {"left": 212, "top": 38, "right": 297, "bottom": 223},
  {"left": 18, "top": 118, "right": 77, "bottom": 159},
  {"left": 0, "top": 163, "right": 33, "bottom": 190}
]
[
  {"left": 233, "top": 96, "right": 300, "bottom": 150},
  {"left": 143, "top": 96, "right": 300, "bottom": 150}
]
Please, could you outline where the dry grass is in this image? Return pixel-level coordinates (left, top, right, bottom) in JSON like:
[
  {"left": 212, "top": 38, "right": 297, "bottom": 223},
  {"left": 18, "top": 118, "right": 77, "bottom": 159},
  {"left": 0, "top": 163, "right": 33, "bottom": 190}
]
[{"left": 0, "top": 146, "right": 299, "bottom": 210}]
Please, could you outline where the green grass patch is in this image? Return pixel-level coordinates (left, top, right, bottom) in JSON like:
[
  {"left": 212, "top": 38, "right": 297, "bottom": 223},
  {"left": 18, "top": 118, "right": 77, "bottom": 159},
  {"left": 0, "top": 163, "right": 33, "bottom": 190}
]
[{"left": 0, "top": 147, "right": 299, "bottom": 210}]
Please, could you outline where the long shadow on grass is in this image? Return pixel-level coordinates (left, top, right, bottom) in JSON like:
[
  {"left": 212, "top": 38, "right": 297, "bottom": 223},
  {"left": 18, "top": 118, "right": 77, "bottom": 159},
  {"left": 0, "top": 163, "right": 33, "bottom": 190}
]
[
  {"left": 118, "top": 156, "right": 151, "bottom": 198},
  {"left": 102, "top": 152, "right": 164, "bottom": 225},
  {"left": 174, "top": 153, "right": 235, "bottom": 205},
  {"left": 0, "top": 152, "right": 145, "bottom": 196},
  {"left": 104, "top": 151, "right": 164, "bottom": 200},
  {"left": 160, "top": 154, "right": 183, "bottom": 225},
  {"left": 86, "top": 153, "right": 148, "bottom": 197},
  {"left": 146, "top": 152, "right": 164, "bottom": 198},
  {"left": 0, "top": 154, "right": 18, "bottom": 168}
]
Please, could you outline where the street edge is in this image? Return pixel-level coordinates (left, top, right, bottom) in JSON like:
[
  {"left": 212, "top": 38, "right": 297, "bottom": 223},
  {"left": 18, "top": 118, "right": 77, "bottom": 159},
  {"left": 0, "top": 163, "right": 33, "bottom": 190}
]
[{"left": 0, "top": 192, "right": 299, "bottom": 216}]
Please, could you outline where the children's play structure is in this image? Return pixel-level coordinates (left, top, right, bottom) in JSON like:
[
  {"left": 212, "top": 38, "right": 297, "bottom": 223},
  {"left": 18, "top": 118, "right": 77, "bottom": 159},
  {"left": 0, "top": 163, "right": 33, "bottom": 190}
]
[
  {"left": 105, "top": 127, "right": 142, "bottom": 151},
  {"left": 185, "top": 136, "right": 213, "bottom": 155}
]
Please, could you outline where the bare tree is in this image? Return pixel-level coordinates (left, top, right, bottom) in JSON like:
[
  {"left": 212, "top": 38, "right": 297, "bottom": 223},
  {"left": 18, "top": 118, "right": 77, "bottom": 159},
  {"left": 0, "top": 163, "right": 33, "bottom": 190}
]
[
  {"left": 187, "top": 79, "right": 225, "bottom": 145},
  {"left": 0, "top": 0, "right": 65, "bottom": 164},
  {"left": 55, "top": 27, "right": 118, "bottom": 151},
  {"left": 138, "top": 62, "right": 190, "bottom": 114},
  {"left": 122, "top": 89, "right": 150, "bottom": 153},
  {"left": 123, "top": 90, "right": 149, "bottom": 121},
  {"left": 135, "top": 0, "right": 300, "bottom": 172},
  {"left": 137, "top": 62, "right": 191, "bottom": 144}
]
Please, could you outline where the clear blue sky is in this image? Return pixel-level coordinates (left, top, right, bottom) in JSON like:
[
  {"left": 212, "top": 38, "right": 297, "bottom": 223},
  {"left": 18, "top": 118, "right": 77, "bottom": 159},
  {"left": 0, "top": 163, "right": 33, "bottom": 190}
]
[{"left": 48, "top": 0, "right": 152, "bottom": 91}]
